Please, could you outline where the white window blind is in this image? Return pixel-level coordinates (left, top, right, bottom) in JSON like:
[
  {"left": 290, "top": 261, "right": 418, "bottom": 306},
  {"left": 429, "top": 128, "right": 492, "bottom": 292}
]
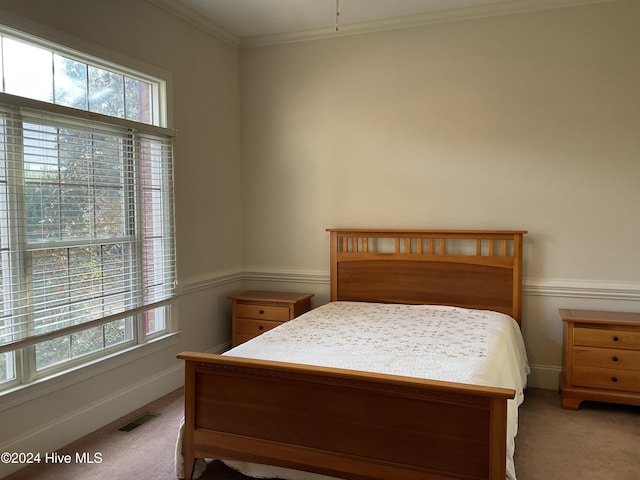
[{"left": 0, "top": 96, "right": 176, "bottom": 354}]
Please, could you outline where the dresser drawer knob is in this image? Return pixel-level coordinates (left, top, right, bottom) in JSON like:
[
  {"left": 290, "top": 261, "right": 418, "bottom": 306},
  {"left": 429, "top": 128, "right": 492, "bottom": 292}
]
[
  {"left": 612, "top": 356, "right": 619, "bottom": 362},
  {"left": 259, "top": 310, "right": 265, "bottom": 315},
  {"left": 611, "top": 377, "right": 618, "bottom": 383},
  {"left": 258, "top": 325, "right": 264, "bottom": 331},
  {"left": 612, "top": 336, "right": 619, "bottom": 342}
]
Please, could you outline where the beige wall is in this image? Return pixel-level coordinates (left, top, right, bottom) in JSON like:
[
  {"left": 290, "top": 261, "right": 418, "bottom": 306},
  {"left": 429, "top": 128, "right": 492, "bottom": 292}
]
[
  {"left": 239, "top": 0, "right": 640, "bottom": 385},
  {"left": 240, "top": 1, "right": 639, "bottom": 280},
  {"left": 1, "top": 0, "right": 639, "bottom": 474}
]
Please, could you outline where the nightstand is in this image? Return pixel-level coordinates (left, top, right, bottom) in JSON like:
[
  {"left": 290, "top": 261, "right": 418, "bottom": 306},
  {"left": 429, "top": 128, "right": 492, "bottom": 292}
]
[
  {"left": 229, "top": 290, "right": 314, "bottom": 346},
  {"left": 560, "top": 308, "right": 640, "bottom": 409}
]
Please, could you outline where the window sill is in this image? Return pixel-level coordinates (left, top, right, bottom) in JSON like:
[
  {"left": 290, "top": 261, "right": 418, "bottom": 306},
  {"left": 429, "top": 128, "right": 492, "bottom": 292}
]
[{"left": 0, "top": 331, "right": 181, "bottom": 411}]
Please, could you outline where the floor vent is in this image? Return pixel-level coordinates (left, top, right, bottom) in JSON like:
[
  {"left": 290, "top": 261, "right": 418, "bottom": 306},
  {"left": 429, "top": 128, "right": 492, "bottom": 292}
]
[{"left": 118, "top": 412, "right": 160, "bottom": 432}]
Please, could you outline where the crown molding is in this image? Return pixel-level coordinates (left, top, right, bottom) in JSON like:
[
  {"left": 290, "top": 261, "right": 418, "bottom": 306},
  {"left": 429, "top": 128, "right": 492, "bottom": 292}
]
[
  {"left": 240, "top": 0, "right": 620, "bottom": 49},
  {"left": 146, "top": 0, "right": 240, "bottom": 48},
  {"left": 239, "top": 0, "right": 618, "bottom": 48},
  {"left": 148, "top": 0, "right": 617, "bottom": 49}
]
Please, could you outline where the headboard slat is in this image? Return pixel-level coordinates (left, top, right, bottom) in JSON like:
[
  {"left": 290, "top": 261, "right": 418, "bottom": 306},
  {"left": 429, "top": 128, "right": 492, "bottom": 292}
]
[{"left": 327, "top": 229, "right": 527, "bottom": 323}]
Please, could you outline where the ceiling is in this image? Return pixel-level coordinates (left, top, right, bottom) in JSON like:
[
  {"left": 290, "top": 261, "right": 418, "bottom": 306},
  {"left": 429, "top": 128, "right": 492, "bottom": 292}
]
[{"left": 149, "top": 0, "right": 612, "bottom": 46}]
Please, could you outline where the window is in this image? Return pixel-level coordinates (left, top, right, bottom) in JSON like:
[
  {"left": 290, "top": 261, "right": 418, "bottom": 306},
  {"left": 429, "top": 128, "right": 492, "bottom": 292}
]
[
  {"left": 0, "top": 27, "right": 175, "bottom": 390},
  {"left": 0, "top": 31, "right": 162, "bottom": 126}
]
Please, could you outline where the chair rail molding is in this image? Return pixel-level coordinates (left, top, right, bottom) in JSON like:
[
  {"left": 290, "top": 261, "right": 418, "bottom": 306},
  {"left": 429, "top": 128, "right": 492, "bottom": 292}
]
[
  {"left": 242, "top": 268, "right": 329, "bottom": 285},
  {"left": 180, "top": 268, "right": 244, "bottom": 296},
  {"left": 236, "top": 269, "right": 640, "bottom": 302},
  {"left": 524, "top": 278, "right": 640, "bottom": 301}
]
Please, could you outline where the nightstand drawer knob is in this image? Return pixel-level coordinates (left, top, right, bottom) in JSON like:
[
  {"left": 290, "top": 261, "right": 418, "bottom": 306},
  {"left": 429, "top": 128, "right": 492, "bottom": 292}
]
[
  {"left": 259, "top": 310, "right": 265, "bottom": 315},
  {"left": 258, "top": 325, "right": 264, "bottom": 331},
  {"left": 611, "top": 377, "right": 618, "bottom": 383},
  {"left": 612, "top": 356, "right": 619, "bottom": 362},
  {"left": 613, "top": 336, "right": 619, "bottom": 342}
]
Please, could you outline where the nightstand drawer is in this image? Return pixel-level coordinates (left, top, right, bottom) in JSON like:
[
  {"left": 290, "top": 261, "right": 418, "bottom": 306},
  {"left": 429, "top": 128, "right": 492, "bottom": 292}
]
[
  {"left": 235, "top": 304, "right": 290, "bottom": 321},
  {"left": 560, "top": 309, "right": 640, "bottom": 409},
  {"left": 234, "top": 318, "right": 282, "bottom": 337},
  {"left": 229, "top": 291, "right": 314, "bottom": 347},
  {"left": 573, "top": 347, "right": 640, "bottom": 371},
  {"left": 573, "top": 366, "right": 640, "bottom": 392},
  {"left": 574, "top": 327, "right": 640, "bottom": 350}
]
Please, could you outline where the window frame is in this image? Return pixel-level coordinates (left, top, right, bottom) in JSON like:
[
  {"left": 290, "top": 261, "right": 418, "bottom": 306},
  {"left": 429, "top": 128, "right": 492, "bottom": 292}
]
[
  {"left": 0, "top": 23, "right": 177, "bottom": 393},
  {"left": 0, "top": 23, "right": 169, "bottom": 128}
]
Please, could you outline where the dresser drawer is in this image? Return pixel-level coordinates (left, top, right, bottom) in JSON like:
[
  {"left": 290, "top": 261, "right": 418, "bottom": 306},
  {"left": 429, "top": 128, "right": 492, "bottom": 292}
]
[
  {"left": 235, "top": 304, "right": 290, "bottom": 321},
  {"left": 574, "top": 327, "right": 640, "bottom": 350},
  {"left": 234, "top": 318, "right": 282, "bottom": 337},
  {"left": 573, "top": 366, "right": 640, "bottom": 392},
  {"left": 573, "top": 347, "right": 640, "bottom": 371}
]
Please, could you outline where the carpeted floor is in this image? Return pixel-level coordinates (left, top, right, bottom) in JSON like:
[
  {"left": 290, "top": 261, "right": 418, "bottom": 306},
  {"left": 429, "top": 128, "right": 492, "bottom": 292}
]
[
  {"left": 514, "top": 388, "right": 640, "bottom": 480},
  {"left": 4, "top": 387, "right": 639, "bottom": 480}
]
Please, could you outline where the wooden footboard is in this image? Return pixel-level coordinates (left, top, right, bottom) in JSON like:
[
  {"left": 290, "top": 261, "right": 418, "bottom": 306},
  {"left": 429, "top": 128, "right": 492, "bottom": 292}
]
[{"left": 178, "top": 352, "right": 515, "bottom": 480}]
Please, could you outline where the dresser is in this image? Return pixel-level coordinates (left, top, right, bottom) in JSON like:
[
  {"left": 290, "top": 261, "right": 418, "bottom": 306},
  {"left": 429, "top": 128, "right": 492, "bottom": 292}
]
[
  {"left": 229, "top": 290, "right": 313, "bottom": 347},
  {"left": 560, "top": 308, "right": 640, "bottom": 409}
]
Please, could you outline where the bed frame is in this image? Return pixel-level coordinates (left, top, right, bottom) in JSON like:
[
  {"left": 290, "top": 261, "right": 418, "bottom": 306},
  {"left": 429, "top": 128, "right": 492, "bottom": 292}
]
[{"left": 179, "top": 228, "right": 527, "bottom": 480}]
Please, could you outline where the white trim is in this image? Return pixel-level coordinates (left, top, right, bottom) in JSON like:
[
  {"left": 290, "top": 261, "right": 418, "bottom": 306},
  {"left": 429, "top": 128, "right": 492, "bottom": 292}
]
[
  {"left": 179, "top": 268, "right": 244, "bottom": 296},
  {"left": 0, "top": 362, "right": 183, "bottom": 477},
  {"left": 241, "top": 0, "right": 617, "bottom": 48},
  {"left": 0, "top": 9, "right": 173, "bottom": 81},
  {"left": 528, "top": 363, "right": 563, "bottom": 391},
  {"left": 525, "top": 278, "right": 640, "bottom": 301},
  {"left": 0, "top": 332, "right": 180, "bottom": 411},
  {"left": 147, "top": 0, "right": 240, "bottom": 48},
  {"left": 225, "top": 267, "right": 640, "bottom": 300},
  {"left": 172, "top": 267, "right": 640, "bottom": 306},
  {"left": 0, "top": 340, "right": 229, "bottom": 478},
  {"left": 149, "top": 0, "right": 617, "bottom": 49},
  {"left": 0, "top": 92, "right": 176, "bottom": 137},
  {"left": 0, "top": 8, "right": 175, "bottom": 129},
  {"left": 242, "top": 268, "right": 330, "bottom": 285}
]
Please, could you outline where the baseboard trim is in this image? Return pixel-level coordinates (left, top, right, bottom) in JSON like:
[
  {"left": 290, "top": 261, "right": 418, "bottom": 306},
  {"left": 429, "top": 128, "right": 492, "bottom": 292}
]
[
  {"left": 528, "top": 364, "right": 562, "bottom": 391},
  {"left": 1, "top": 341, "right": 231, "bottom": 478},
  {"left": 0, "top": 363, "right": 183, "bottom": 478}
]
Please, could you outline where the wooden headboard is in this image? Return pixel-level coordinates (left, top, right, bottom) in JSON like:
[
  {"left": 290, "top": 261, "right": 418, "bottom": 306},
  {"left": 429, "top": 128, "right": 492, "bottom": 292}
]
[{"left": 327, "top": 229, "right": 527, "bottom": 323}]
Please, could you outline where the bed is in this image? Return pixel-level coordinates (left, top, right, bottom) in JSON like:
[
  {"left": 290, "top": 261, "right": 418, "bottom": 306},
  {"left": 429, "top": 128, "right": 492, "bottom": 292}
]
[{"left": 177, "top": 228, "right": 529, "bottom": 480}]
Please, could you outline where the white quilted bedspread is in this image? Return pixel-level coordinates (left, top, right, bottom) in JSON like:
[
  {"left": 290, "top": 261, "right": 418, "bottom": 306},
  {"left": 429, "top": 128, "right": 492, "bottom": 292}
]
[
  {"left": 230, "top": 301, "right": 529, "bottom": 390},
  {"left": 223, "top": 301, "right": 530, "bottom": 480}
]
